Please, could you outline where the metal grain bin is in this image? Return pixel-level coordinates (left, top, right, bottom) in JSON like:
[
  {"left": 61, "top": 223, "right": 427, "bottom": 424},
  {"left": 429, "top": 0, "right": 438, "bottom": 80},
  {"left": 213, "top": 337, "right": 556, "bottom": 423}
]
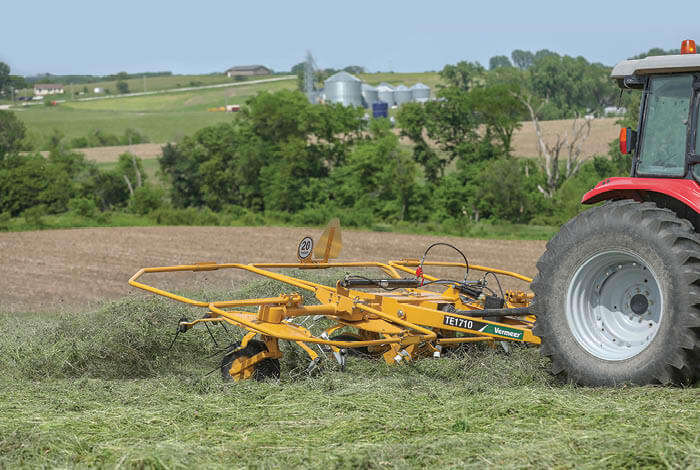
[
  {"left": 394, "top": 84, "right": 412, "bottom": 106},
  {"left": 324, "top": 71, "right": 362, "bottom": 107},
  {"left": 361, "top": 83, "right": 378, "bottom": 108},
  {"left": 376, "top": 83, "right": 395, "bottom": 107},
  {"left": 410, "top": 82, "right": 431, "bottom": 102},
  {"left": 372, "top": 101, "right": 389, "bottom": 118}
]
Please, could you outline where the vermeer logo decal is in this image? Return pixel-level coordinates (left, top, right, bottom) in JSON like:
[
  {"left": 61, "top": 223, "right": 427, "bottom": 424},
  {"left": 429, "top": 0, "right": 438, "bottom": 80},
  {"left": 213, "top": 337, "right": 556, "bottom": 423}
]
[{"left": 443, "top": 314, "right": 524, "bottom": 340}]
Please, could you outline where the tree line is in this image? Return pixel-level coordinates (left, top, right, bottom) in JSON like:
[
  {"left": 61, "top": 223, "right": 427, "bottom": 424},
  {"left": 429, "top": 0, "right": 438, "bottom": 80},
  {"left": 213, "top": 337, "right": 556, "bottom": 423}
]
[{"left": 1, "top": 46, "right": 678, "bottom": 232}]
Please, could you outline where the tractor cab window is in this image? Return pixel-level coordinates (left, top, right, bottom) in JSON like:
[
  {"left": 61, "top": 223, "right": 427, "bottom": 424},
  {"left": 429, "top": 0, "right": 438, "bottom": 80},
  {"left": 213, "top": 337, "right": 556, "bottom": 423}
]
[{"left": 637, "top": 74, "right": 693, "bottom": 177}]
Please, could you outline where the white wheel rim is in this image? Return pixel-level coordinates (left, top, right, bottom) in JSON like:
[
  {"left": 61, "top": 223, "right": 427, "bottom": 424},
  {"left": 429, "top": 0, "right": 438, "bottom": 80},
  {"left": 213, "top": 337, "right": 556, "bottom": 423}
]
[{"left": 566, "top": 249, "right": 663, "bottom": 361}]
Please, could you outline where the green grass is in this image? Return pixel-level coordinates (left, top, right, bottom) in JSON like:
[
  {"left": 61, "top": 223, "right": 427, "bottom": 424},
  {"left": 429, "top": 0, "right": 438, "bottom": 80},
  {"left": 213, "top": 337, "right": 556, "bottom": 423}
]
[
  {"left": 14, "top": 79, "right": 296, "bottom": 144},
  {"left": 357, "top": 72, "right": 444, "bottom": 90},
  {"left": 1, "top": 275, "right": 698, "bottom": 469},
  {"left": 0, "top": 206, "right": 559, "bottom": 240}
]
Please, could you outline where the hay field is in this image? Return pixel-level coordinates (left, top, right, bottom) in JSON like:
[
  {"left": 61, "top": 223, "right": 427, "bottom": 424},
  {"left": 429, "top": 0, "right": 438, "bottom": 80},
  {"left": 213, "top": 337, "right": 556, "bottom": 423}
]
[
  {"left": 512, "top": 117, "right": 619, "bottom": 158},
  {"left": 1, "top": 226, "right": 698, "bottom": 469}
]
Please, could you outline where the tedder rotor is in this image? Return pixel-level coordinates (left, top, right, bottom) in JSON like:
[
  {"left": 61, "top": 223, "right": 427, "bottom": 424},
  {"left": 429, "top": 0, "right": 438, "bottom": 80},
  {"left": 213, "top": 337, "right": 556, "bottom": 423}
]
[{"left": 129, "top": 219, "right": 539, "bottom": 382}]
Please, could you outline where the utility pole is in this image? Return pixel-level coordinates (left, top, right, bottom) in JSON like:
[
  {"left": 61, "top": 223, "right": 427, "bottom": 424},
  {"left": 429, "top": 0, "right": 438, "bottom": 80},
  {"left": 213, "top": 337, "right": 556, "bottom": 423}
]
[
  {"left": 143, "top": 74, "right": 146, "bottom": 92},
  {"left": 10, "top": 86, "right": 14, "bottom": 105},
  {"left": 71, "top": 82, "right": 74, "bottom": 100}
]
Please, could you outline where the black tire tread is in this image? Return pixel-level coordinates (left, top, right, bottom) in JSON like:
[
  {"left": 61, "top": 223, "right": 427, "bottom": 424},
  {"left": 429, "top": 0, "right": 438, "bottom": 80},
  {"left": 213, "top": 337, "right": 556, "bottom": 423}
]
[{"left": 532, "top": 200, "right": 700, "bottom": 385}]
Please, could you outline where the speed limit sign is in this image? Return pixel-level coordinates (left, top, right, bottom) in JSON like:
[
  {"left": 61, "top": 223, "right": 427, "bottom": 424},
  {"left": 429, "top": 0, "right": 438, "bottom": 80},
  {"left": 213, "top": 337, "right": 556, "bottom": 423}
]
[{"left": 297, "top": 236, "right": 314, "bottom": 261}]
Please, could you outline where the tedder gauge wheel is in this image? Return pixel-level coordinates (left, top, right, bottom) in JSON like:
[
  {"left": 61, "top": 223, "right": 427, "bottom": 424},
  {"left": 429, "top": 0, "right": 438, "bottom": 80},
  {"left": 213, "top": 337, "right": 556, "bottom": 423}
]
[
  {"left": 532, "top": 200, "right": 700, "bottom": 386},
  {"left": 220, "top": 340, "right": 281, "bottom": 382}
]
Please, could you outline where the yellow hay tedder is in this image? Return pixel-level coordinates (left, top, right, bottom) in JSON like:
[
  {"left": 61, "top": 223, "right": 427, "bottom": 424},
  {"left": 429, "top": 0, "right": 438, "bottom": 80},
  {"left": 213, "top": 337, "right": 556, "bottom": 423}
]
[{"left": 130, "top": 220, "right": 539, "bottom": 382}]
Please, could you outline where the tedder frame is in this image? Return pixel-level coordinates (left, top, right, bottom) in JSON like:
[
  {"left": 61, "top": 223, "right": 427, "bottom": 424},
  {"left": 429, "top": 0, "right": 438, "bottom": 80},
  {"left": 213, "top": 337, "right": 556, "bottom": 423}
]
[{"left": 129, "top": 222, "right": 540, "bottom": 381}]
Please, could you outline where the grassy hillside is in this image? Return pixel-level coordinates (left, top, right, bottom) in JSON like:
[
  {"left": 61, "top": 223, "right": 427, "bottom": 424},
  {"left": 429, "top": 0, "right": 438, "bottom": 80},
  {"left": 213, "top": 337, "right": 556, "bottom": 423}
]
[
  {"left": 1, "top": 275, "right": 697, "bottom": 468},
  {"left": 16, "top": 79, "right": 296, "bottom": 143},
  {"left": 358, "top": 72, "right": 443, "bottom": 89},
  {"left": 13, "top": 72, "right": 444, "bottom": 146},
  {"left": 17, "top": 73, "right": 281, "bottom": 99}
]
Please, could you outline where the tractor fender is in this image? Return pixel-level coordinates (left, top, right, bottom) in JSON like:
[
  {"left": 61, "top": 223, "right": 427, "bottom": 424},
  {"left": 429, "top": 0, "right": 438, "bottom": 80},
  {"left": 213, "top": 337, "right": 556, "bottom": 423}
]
[{"left": 582, "top": 177, "right": 700, "bottom": 214}]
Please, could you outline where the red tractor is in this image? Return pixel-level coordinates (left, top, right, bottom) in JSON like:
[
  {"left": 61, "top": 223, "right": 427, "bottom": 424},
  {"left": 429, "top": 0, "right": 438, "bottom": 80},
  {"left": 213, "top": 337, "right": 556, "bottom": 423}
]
[{"left": 533, "top": 40, "right": 700, "bottom": 385}]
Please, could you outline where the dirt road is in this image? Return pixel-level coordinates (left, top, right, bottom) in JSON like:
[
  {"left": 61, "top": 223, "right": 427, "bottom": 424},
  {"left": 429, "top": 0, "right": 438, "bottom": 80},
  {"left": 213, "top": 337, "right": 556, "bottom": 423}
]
[{"left": 0, "top": 226, "right": 546, "bottom": 313}]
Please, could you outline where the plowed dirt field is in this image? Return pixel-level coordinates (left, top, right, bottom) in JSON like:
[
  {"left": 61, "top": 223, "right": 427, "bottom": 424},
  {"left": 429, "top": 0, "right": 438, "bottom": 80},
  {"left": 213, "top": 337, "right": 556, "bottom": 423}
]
[{"left": 0, "top": 226, "right": 546, "bottom": 313}]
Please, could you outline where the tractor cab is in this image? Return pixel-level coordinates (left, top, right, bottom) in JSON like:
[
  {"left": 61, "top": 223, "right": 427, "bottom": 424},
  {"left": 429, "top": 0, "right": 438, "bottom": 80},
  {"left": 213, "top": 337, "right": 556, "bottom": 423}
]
[
  {"left": 582, "top": 39, "right": 700, "bottom": 222},
  {"left": 613, "top": 39, "right": 700, "bottom": 180}
]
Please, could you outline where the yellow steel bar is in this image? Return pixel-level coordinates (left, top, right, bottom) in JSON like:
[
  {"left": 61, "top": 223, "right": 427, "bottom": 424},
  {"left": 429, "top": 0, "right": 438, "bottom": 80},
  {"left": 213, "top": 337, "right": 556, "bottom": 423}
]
[
  {"left": 389, "top": 260, "right": 533, "bottom": 283},
  {"left": 211, "top": 295, "right": 302, "bottom": 309},
  {"left": 209, "top": 304, "right": 407, "bottom": 348},
  {"left": 353, "top": 303, "right": 437, "bottom": 342},
  {"left": 400, "top": 303, "right": 540, "bottom": 344},
  {"left": 129, "top": 263, "right": 320, "bottom": 307},
  {"left": 129, "top": 268, "right": 209, "bottom": 307},
  {"left": 388, "top": 263, "right": 441, "bottom": 283},
  {"left": 250, "top": 262, "right": 401, "bottom": 279},
  {"left": 284, "top": 305, "right": 338, "bottom": 316},
  {"left": 295, "top": 341, "right": 319, "bottom": 361},
  {"left": 436, "top": 337, "right": 494, "bottom": 344},
  {"left": 180, "top": 318, "right": 227, "bottom": 328}
]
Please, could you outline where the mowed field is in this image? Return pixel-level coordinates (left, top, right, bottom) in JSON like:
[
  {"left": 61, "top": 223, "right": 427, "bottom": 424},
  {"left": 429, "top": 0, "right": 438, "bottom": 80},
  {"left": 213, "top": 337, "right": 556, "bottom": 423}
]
[
  {"left": 1, "top": 226, "right": 699, "bottom": 469},
  {"left": 0, "top": 226, "right": 544, "bottom": 314}
]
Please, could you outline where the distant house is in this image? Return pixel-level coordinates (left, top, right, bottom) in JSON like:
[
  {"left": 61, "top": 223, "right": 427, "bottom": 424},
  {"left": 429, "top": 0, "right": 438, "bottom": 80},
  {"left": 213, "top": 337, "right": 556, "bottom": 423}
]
[
  {"left": 225, "top": 65, "right": 271, "bottom": 78},
  {"left": 33, "top": 84, "right": 64, "bottom": 95},
  {"left": 94, "top": 87, "right": 104, "bottom": 94}
]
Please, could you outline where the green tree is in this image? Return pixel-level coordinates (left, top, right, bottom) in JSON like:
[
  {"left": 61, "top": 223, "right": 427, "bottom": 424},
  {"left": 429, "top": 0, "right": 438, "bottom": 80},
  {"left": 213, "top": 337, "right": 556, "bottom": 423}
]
[
  {"left": 439, "top": 61, "right": 485, "bottom": 91},
  {"left": 529, "top": 53, "right": 614, "bottom": 117},
  {"left": 0, "top": 110, "right": 27, "bottom": 164},
  {"left": 397, "top": 102, "right": 443, "bottom": 181},
  {"left": 331, "top": 120, "right": 419, "bottom": 221},
  {"left": 116, "top": 80, "right": 129, "bottom": 94},
  {"left": 511, "top": 50, "right": 534, "bottom": 70},
  {"left": 489, "top": 55, "right": 512, "bottom": 70},
  {"left": 343, "top": 65, "right": 365, "bottom": 74},
  {"left": 469, "top": 84, "right": 525, "bottom": 153},
  {"left": 0, "top": 62, "right": 10, "bottom": 95},
  {"left": 423, "top": 86, "right": 485, "bottom": 164}
]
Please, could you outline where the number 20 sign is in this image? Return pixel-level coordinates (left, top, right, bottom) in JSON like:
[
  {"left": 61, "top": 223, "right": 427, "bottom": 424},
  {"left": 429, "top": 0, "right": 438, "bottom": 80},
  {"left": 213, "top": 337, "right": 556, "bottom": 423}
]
[{"left": 297, "top": 236, "right": 314, "bottom": 261}]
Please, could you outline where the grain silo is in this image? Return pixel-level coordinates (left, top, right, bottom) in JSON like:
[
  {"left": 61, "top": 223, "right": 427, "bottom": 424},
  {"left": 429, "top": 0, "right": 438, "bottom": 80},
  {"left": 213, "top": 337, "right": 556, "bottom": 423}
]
[
  {"left": 410, "top": 82, "right": 431, "bottom": 102},
  {"left": 376, "top": 83, "right": 395, "bottom": 106},
  {"left": 324, "top": 71, "right": 362, "bottom": 107},
  {"left": 394, "top": 84, "right": 412, "bottom": 106},
  {"left": 361, "top": 83, "right": 379, "bottom": 108}
]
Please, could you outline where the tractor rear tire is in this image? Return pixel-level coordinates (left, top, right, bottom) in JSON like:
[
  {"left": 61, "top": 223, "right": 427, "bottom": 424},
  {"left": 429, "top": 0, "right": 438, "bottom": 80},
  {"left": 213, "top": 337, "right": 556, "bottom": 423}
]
[
  {"left": 220, "top": 340, "right": 281, "bottom": 382},
  {"left": 532, "top": 200, "right": 700, "bottom": 386}
]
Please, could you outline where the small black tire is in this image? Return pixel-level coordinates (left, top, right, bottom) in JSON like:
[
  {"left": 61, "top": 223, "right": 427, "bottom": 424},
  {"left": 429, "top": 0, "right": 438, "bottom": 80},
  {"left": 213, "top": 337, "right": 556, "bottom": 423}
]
[
  {"left": 220, "top": 340, "right": 281, "bottom": 382},
  {"left": 532, "top": 200, "right": 700, "bottom": 386}
]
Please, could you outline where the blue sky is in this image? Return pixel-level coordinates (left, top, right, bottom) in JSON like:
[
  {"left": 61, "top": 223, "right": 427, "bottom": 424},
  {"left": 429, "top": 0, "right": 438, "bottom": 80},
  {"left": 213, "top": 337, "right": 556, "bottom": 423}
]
[{"left": 1, "top": 0, "right": 696, "bottom": 76}]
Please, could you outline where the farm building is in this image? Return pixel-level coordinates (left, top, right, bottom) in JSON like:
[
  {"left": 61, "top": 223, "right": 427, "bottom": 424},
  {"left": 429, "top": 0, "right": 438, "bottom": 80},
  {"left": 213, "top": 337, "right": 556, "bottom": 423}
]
[
  {"left": 33, "top": 84, "right": 64, "bottom": 95},
  {"left": 225, "top": 65, "right": 271, "bottom": 78},
  {"left": 321, "top": 75, "right": 431, "bottom": 108},
  {"left": 323, "top": 71, "right": 363, "bottom": 107}
]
